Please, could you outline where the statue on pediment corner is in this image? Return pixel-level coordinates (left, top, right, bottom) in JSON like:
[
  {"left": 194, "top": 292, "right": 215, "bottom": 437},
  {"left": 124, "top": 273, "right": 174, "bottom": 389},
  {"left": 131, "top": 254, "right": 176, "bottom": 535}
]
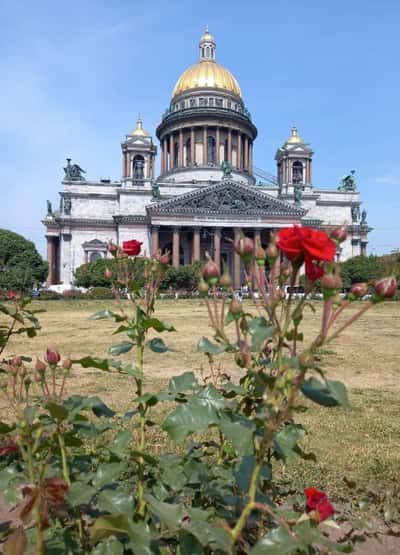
[
  {"left": 351, "top": 205, "right": 360, "bottom": 223},
  {"left": 151, "top": 179, "right": 160, "bottom": 200},
  {"left": 293, "top": 184, "right": 303, "bottom": 205},
  {"left": 221, "top": 160, "right": 232, "bottom": 178},
  {"left": 64, "top": 158, "right": 86, "bottom": 181},
  {"left": 338, "top": 170, "right": 357, "bottom": 192},
  {"left": 46, "top": 200, "right": 53, "bottom": 217}
]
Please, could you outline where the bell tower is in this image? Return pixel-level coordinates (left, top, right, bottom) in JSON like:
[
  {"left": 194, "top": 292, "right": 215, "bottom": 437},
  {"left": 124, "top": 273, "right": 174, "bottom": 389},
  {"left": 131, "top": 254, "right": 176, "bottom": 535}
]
[
  {"left": 275, "top": 126, "right": 313, "bottom": 197},
  {"left": 121, "top": 117, "right": 157, "bottom": 185}
]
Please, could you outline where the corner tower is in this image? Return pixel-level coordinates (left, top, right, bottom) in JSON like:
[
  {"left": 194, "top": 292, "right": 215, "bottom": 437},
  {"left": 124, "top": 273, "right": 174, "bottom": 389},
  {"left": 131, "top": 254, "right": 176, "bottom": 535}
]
[
  {"left": 156, "top": 28, "right": 257, "bottom": 185},
  {"left": 275, "top": 126, "right": 313, "bottom": 196},
  {"left": 121, "top": 117, "right": 157, "bottom": 185}
]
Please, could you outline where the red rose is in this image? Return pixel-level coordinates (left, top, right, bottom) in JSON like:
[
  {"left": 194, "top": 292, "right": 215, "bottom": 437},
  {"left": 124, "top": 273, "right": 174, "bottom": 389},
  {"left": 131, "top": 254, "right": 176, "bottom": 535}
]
[
  {"left": 45, "top": 349, "right": 61, "bottom": 365},
  {"left": 277, "top": 227, "right": 336, "bottom": 281},
  {"left": 122, "top": 240, "right": 142, "bottom": 256},
  {"left": 6, "top": 290, "right": 17, "bottom": 299},
  {"left": 304, "top": 487, "right": 335, "bottom": 522}
]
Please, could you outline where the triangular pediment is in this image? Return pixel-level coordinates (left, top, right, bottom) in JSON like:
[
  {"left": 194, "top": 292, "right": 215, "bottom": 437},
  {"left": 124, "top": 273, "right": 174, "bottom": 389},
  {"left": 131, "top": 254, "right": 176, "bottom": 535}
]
[{"left": 147, "top": 180, "right": 306, "bottom": 218}]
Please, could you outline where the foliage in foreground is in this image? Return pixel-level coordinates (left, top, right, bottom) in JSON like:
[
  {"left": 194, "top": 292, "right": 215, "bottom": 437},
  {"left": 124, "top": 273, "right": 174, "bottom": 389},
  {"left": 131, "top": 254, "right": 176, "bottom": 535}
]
[
  {"left": 0, "top": 229, "right": 398, "bottom": 554},
  {"left": 0, "top": 228, "right": 48, "bottom": 293}
]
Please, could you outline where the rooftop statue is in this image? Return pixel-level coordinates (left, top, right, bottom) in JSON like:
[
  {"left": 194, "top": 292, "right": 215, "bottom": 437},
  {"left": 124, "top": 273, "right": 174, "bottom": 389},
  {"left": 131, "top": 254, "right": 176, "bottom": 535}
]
[
  {"left": 294, "top": 184, "right": 303, "bottom": 205},
  {"left": 221, "top": 160, "right": 232, "bottom": 178},
  {"left": 46, "top": 200, "right": 53, "bottom": 217},
  {"left": 361, "top": 209, "right": 367, "bottom": 225},
  {"left": 338, "top": 170, "right": 357, "bottom": 192},
  {"left": 151, "top": 179, "right": 161, "bottom": 200},
  {"left": 63, "top": 158, "right": 86, "bottom": 181},
  {"left": 351, "top": 205, "right": 360, "bottom": 223}
]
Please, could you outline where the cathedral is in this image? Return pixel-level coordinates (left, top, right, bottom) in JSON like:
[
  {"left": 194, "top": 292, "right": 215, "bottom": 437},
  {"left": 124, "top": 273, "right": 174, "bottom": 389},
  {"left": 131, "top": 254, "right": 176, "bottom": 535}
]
[{"left": 43, "top": 29, "right": 369, "bottom": 289}]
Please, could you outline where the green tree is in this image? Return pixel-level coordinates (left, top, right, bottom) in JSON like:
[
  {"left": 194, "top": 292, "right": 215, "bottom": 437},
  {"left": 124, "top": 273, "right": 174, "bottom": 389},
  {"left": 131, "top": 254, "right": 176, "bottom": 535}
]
[
  {"left": 340, "top": 255, "right": 385, "bottom": 288},
  {"left": 159, "top": 262, "right": 201, "bottom": 290},
  {"left": 0, "top": 229, "right": 48, "bottom": 292},
  {"left": 74, "top": 258, "right": 116, "bottom": 288}
]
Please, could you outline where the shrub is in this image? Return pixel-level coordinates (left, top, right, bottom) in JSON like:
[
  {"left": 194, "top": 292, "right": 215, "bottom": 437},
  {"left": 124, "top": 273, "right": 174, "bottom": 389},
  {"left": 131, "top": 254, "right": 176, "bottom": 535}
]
[
  {"left": 0, "top": 228, "right": 48, "bottom": 293},
  {"left": 86, "top": 286, "right": 114, "bottom": 299},
  {"left": 38, "top": 289, "right": 61, "bottom": 300},
  {"left": 159, "top": 262, "right": 201, "bottom": 290},
  {"left": 62, "top": 289, "right": 84, "bottom": 299}
]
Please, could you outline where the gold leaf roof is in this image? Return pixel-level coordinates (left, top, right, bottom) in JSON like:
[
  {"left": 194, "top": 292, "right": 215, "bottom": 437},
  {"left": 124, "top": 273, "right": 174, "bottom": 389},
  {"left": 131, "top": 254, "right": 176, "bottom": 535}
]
[{"left": 172, "top": 60, "right": 242, "bottom": 99}]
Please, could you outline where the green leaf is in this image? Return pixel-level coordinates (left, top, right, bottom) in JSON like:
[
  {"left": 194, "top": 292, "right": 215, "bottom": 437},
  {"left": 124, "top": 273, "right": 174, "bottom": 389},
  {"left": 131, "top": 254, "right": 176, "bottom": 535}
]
[
  {"left": 90, "top": 310, "right": 126, "bottom": 322},
  {"left": 145, "top": 494, "right": 183, "bottom": 530},
  {"left": 163, "top": 384, "right": 225, "bottom": 441},
  {"left": 147, "top": 337, "right": 174, "bottom": 353},
  {"left": 73, "top": 356, "right": 119, "bottom": 372},
  {"left": 109, "top": 341, "right": 134, "bottom": 356},
  {"left": 219, "top": 414, "right": 255, "bottom": 456},
  {"left": 250, "top": 527, "right": 300, "bottom": 554},
  {"left": 45, "top": 401, "right": 69, "bottom": 421},
  {"left": 0, "top": 421, "right": 14, "bottom": 434},
  {"left": 197, "top": 336, "right": 225, "bottom": 354},
  {"left": 301, "top": 378, "right": 350, "bottom": 408},
  {"left": 93, "top": 538, "right": 124, "bottom": 555},
  {"left": 68, "top": 482, "right": 96, "bottom": 507},
  {"left": 142, "top": 317, "right": 176, "bottom": 332},
  {"left": 168, "top": 371, "right": 198, "bottom": 393},
  {"left": 109, "top": 430, "right": 131, "bottom": 459},
  {"left": 248, "top": 317, "right": 276, "bottom": 351},
  {"left": 91, "top": 514, "right": 131, "bottom": 543},
  {"left": 97, "top": 489, "right": 135, "bottom": 518},
  {"left": 274, "top": 423, "right": 306, "bottom": 462},
  {"left": 92, "top": 463, "right": 125, "bottom": 488}
]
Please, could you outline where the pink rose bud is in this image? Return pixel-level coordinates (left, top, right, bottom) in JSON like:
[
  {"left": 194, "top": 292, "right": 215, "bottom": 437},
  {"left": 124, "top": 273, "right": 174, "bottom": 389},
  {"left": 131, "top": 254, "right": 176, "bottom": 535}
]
[
  {"left": 219, "top": 269, "right": 232, "bottom": 288},
  {"left": 255, "top": 245, "right": 266, "bottom": 267},
  {"left": 351, "top": 282, "right": 368, "bottom": 298},
  {"left": 374, "top": 277, "right": 397, "bottom": 299},
  {"left": 197, "top": 278, "right": 209, "bottom": 295},
  {"left": 35, "top": 358, "right": 47, "bottom": 372},
  {"left": 107, "top": 242, "right": 118, "bottom": 254},
  {"left": 202, "top": 259, "right": 220, "bottom": 286},
  {"left": 159, "top": 253, "right": 170, "bottom": 265},
  {"left": 229, "top": 298, "right": 243, "bottom": 318},
  {"left": 45, "top": 349, "right": 61, "bottom": 365},
  {"left": 265, "top": 243, "right": 278, "bottom": 259},
  {"left": 234, "top": 237, "right": 254, "bottom": 262},
  {"left": 62, "top": 358, "right": 72, "bottom": 370},
  {"left": 11, "top": 356, "right": 22, "bottom": 367},
  {"left": 330, "top": 225, "right": 348, "bottom": 243},
  {"left": 104, "top": 268, "right": 113, "bottom": 279},
  {"left": 321, "top": 273, "right": 342, "bottom": 290}
]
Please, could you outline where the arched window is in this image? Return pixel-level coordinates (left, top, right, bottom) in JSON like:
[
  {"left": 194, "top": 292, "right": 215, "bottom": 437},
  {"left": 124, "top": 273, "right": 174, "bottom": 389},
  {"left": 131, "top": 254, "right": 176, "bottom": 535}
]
[
  {"left": 174, "top": 141, "right": 179, "bottom": 167},
  {"left": 292, "top": 161, "right": 303, "bottom": 184},
  {"left": 207, "top": 136, "right": 216, "bottom": 164},
  {"left": 133, "top": 155, "right": 145, "bottom": 180},
  {"left": 90, "top": 252, "right": 102, "bottom": 263},
  {"left": 206, "top": 46, "right": 210, "bottom": 58},
  {"left": 185, "top": 138, "right": 191, "bottom": 165}
]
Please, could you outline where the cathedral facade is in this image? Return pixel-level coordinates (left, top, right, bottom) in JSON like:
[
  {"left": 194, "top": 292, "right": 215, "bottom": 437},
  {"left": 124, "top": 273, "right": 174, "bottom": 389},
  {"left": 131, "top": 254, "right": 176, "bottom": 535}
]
[{"left": 43, "top": 29, "right": 369, "bottom": 289}]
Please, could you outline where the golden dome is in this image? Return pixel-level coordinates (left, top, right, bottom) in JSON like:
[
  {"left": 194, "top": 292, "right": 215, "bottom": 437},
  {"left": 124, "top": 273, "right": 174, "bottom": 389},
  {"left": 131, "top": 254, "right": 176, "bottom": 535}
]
[
  {"left": 172, "top": 60, "right": 242, "bottom": 98},
  {"left": 131, "top": 117, "right": 150, "bottom": 137},
  {"left": 286, "top": 125, "right": 304, "bottom": 144}
]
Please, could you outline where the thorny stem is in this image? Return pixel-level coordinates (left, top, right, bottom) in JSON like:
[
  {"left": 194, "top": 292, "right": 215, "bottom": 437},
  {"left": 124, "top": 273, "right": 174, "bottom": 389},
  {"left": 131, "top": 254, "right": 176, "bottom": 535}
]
[
  {"left": 136, "top": 330, "right": 146, "bottom": 518},
  {"left": 230, "top": 462, "right": 262, "bottom": 543},
  {"left": 57, "top": 427, "right": 71, "bottom": 486}
]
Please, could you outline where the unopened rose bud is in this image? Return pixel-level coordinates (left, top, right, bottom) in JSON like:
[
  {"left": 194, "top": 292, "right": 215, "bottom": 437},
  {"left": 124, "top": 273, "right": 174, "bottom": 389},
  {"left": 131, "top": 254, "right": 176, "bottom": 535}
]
[
  {"left": 24, "top": 377, "right": 32, "bottom": 390},
  {"left": 229, "top": 298, "right": 243, "bottom": 319},
  {"left": 104, "top": 268, "right": 113, "bottom": 279},
  {"left": 62, "top": 358, "right": 72, "bottom": 370},
  {"left": 298, "top": 351, "right": 314, "bottom": 369},
  {"left": 202, "top": 259, "right": 220, "bottom": 286},
  {"left": 35, "top": 358, "right": 47, "bottom": 373},
  {"left": 45, "top": 349, "right": 61, "bottom": 365},
  {"left": 330, "top": 225, "right": 348, "bottom": 243},
  {"left": 265, "top": 243, "right": 278, "bottom": 259},
  {"left": 159, "top": 253, "right": 170, "bottom": 265},
  {"left": 197, "top": 278, "right": 209, "bottom": 296},
  {"left": 107, "top": 242, "right": 118, "bottom": 254},
  {"left": 321, "top": 273, "right": 342, "bottom": 290},
  {"left": 234, "top": 236, "right": 254, "bottom": 263},
  {"left": 255, "top": 245, "right": 266, "bottom": 267},
  {"left": 219, "top": 269, "right": 232, "bottom": 288},
  {"left": 351, "top": 282, "right": 368, "bottom": 298},
  {"left": 374, "top": 277, "right": 397, "bottom": 299},
  {"left": 11, "top": 356, "right": 22, "bottom": 367}
]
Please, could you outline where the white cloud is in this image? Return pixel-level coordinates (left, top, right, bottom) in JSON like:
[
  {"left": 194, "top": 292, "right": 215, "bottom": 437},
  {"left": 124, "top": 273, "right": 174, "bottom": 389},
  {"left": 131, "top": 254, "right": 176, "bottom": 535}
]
[{"left": 369, "top": 175, "right": 400, "bottom": 186}]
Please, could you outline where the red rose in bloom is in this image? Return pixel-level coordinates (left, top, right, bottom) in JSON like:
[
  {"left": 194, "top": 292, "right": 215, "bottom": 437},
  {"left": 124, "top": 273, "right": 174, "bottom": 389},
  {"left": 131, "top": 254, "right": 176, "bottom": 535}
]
[
  {"left": 122, "top": 240, "right": 142, "bottom": 256},
  {"left": 304, "top": 487, "right": 335, "bottom": 522},
  {"left": 277, "top": 226, "right": 336, "bottom": 281}
]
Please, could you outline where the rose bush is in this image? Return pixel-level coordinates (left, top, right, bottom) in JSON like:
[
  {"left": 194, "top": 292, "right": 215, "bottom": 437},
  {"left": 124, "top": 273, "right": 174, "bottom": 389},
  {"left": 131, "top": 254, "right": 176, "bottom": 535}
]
[{"left": 0, "top": 230, "right": 397, "bottom": 554}]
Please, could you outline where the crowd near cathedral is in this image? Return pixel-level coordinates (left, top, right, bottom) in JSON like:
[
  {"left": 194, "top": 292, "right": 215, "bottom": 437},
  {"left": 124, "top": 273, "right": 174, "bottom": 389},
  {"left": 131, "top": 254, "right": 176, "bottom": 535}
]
[{"left": 44, "top": 29, "right": 370, "bottom": 289}]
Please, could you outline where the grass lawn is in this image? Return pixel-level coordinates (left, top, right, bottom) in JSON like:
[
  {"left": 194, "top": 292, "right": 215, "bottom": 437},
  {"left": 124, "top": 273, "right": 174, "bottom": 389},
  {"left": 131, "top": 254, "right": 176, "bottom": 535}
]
[{"left": 3, "top": 298, "right": 400, "bottom": 498}]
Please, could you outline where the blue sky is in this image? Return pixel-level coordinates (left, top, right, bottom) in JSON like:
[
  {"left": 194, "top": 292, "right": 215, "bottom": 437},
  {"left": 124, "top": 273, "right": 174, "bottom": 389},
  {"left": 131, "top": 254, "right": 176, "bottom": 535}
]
[{"left": 1, "top": 0, "right": 399, "bottom": 255}]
